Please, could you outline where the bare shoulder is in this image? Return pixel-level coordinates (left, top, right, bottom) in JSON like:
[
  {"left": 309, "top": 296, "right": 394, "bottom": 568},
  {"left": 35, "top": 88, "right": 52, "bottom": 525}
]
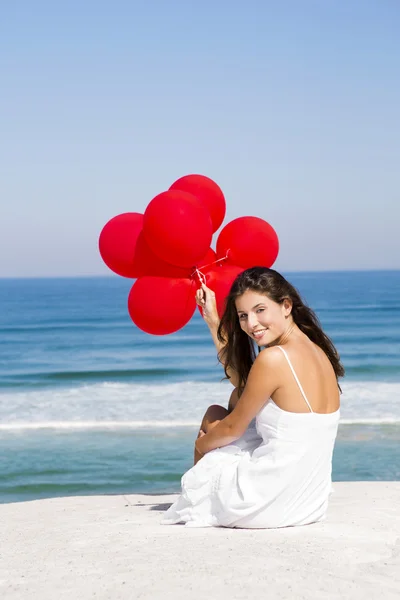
[
  {"left": 244, "top": 346, "right": 287, "bottom": 398},
  {"left": 257, "top": 346, "right": 286, "bottom": 367}
]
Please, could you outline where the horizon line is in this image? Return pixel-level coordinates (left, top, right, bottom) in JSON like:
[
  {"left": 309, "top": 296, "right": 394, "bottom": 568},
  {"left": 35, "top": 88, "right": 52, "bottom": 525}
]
[{"left": 1, "top": 268, "right": 399, "bottom": 281}]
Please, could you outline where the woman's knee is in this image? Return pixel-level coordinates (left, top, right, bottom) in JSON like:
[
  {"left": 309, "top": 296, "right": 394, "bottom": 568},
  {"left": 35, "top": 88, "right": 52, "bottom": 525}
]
[
  {"left": 201, "top": 404, "right": 228, "bottom": 431},
  {"left": 204, "top": 403, "right": 227, "bottom": 416}
]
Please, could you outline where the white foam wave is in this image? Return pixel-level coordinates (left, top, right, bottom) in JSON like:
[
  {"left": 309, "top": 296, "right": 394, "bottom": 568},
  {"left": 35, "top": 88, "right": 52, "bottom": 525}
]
[
  {"left": 340, "top": 418, "right": 400, "bottom": 425},
  {"left": 0, "top": 417, "right": 399, "bottom": 432},
  {"left": 0, "top": 420, "right": 200, "bottom": 431},
  {"left": 0, "top": 381, "right": 229, "bottom": 426},
  {"left": 0, "top": 379, "right": 399, "bottom": 426}
]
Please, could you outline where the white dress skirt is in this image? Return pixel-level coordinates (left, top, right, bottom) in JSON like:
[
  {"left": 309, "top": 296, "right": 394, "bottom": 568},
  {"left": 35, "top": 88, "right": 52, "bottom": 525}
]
[{"left": 162, "top": 346, "right": 340, "bottom": 529}]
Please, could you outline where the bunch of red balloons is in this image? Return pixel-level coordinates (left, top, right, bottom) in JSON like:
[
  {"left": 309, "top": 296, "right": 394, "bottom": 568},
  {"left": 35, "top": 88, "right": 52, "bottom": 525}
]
[{"left": 99, "top": 174, "right": 279, "bottom": 335}]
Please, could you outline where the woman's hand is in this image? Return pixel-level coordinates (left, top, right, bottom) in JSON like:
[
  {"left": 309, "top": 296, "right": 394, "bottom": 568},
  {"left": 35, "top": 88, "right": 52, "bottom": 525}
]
[
  {"left": 194, "top": 429, "right": 206, "bottom": 464},
  {"left": 195, "top": 283, "right": 219, "bottom": 328}
]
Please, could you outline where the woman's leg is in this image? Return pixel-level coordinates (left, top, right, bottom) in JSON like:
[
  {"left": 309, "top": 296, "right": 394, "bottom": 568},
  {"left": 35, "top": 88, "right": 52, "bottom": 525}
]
[
  {"left": 194, "top": 404, "right": 229, "bottom": 465},
  {"left": 193, "top": 388, "right": 242, "bottom": 464}
]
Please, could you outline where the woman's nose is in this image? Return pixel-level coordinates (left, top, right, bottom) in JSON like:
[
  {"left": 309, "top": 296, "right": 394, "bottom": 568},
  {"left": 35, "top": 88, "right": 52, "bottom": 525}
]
[{"left": 247, "top": 313, "right": 259, "bottom": 329}]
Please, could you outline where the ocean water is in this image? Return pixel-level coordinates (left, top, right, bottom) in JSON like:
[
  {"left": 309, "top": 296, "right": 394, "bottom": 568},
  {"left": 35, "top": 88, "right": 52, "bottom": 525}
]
[{"left": 0, "top": 271, "right": 399, "bottom": 503}]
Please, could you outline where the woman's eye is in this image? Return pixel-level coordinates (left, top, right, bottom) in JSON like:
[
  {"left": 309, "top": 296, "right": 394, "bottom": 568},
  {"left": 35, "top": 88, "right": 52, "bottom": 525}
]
[
  {"left": 256, "top": 309, "right": 264, "bottom": 314},
  {"left": 239, "top": 314, "right": 247, "bottom": 320}
]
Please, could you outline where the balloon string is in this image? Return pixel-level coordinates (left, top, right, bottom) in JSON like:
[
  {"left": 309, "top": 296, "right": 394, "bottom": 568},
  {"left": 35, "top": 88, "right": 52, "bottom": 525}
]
[
  {"left": 195, "top": 268, "right": 207, "bottom": 285},
  {"left": 191, "top": 250, "right": 230, "bottom": 282}
]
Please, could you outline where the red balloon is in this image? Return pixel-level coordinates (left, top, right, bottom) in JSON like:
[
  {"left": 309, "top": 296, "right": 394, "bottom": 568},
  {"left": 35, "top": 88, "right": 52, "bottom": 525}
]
[
  {"left": 143, "top": 190, "right": 213, "bottom": 268},
  {"left": 170, "top": 174, "right": 226, "bottom": 233},
  {"left": 135, "top": 243, "right": 218, "bottom": 280},
  {"left": 128, "top": 277, "right": 197, "bottom": 335},
  {"left": 198, "top": 264, "right": 245, "bottom": 318},
  {"left": 133, "top": 232, "right": 192, "bottom": 278},
  {"left": 99, "top": 213, "right": 143, "bottom": 278},
  {"left": 198, "top": 247, "right": 217, "bottom": 269},
  {"left": 216, "top": 216, "right": 279, "bottom": 269}
]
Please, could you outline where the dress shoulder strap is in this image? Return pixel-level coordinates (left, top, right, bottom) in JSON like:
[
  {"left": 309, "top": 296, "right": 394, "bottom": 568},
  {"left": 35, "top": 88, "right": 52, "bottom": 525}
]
[{"left": 276, "top": 346, "right": 314, "bottom": 413}]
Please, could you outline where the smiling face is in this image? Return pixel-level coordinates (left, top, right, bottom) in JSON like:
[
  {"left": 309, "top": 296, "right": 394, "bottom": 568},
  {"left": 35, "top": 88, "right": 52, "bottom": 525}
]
[{"left": 235, "top": 289, "right": 293, "bottom": 346}]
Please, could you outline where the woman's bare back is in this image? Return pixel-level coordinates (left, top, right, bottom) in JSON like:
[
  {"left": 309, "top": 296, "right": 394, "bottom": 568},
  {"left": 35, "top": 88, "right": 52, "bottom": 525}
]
[{"left": 270, "top": 333, "right": 340, "bottom": 415}]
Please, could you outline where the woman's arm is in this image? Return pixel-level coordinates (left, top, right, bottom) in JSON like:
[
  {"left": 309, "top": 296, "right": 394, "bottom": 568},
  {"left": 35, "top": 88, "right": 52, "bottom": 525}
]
[
  {"left": 196, "top": 283, "right": 240, "bottom": 388},
  {"left": 195, "top": 347, "right": 281, "bottom": 457},
  {"left": 207, "top": 320, "right": 241, "bottom": 388}
]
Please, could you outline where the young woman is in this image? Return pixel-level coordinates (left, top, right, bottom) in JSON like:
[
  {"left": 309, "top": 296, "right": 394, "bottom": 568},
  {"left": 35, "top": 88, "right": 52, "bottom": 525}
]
[{"left": 162, "top": 267, "right": 344, "bottom": 529}]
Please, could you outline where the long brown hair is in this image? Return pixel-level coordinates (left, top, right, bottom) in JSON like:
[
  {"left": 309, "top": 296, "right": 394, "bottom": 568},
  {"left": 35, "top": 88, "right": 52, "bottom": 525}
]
[{"left": 218, "top": 267, "right": 345, "bottom": 391}]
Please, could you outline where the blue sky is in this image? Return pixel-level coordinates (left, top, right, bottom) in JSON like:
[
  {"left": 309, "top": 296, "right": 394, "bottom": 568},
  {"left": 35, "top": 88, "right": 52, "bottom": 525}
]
[{"left": 1, "top": 1, "right": 399, "bottom": 277}]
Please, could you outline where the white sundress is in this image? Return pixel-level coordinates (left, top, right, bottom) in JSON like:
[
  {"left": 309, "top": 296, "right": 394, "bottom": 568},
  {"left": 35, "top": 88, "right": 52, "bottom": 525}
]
[{"left": 162, "top": 345, "right": 340, "bottom": 529}]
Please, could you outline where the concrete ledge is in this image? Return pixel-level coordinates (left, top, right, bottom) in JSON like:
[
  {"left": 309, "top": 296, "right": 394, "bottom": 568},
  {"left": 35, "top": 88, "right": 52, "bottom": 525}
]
[{"left": 1, "top": 482, "right": 399, "bottom": 599}]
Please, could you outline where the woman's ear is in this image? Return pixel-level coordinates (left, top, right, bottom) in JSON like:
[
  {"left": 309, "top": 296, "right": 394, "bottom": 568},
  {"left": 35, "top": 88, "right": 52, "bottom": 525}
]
[{"left": 283, "top": 298, "right": 293, "bottom": 317}]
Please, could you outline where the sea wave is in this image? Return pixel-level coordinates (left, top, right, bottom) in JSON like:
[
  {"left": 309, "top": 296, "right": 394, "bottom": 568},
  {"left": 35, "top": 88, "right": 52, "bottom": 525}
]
[
  {"left": 0, "top": 366, "right": 213, "bottom": 388},
  {"left": 0, "top": 417, "right": 399, "bottom": 432},
  {"left": 1, "top": 362, "right": 399, "bottom": 389},
  {"left": 0, "top": 380, "right": 399, "bottom": 426},
  {"left": 0, "top": 420, "right": 200, "bottom": 431},
  {"left": 319, "top": 304, "right": 400, "bottom": 312}
]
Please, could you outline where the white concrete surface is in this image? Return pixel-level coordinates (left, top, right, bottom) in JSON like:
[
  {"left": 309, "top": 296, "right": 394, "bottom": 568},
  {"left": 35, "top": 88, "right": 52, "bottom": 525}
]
[{"left": 1, "top": 482, "right": 399, "bottom": 599}]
